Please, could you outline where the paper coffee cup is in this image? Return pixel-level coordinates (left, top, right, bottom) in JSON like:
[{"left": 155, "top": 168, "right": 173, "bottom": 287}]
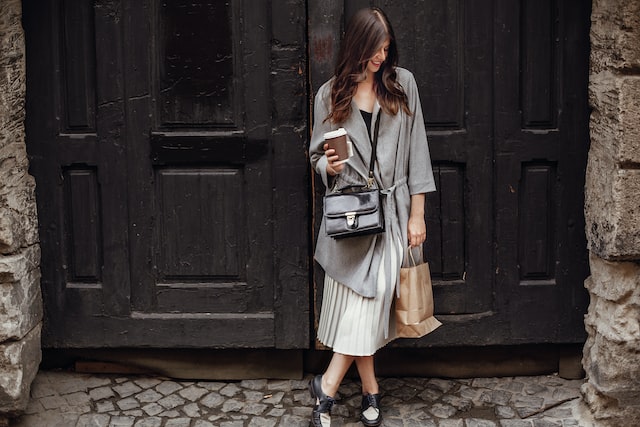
[{"left": 324, "top": 128, "right": 353, "bottom": 164}]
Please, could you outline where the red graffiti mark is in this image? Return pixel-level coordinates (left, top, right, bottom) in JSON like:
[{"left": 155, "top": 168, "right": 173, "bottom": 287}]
[{"left": 312, "top": 36, "right": 333, "bottom": 64}]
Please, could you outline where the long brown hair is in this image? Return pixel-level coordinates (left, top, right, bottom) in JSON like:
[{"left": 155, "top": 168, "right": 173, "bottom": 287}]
[{"left": 325, "top": 7, "right": 411, "bottom": 125}]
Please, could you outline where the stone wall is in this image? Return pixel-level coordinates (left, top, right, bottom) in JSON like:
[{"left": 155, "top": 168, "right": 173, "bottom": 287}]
[
  {"left": 0, "top": 0, "right": 43, "bottom": 417},
  {"left": 583, "top": 0, "right": 640, "bottom": 425}
]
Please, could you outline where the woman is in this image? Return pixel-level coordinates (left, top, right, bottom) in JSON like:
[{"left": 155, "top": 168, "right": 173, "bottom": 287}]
[{"left": 308, "top": 6, "right": 436, "bottom": 427}]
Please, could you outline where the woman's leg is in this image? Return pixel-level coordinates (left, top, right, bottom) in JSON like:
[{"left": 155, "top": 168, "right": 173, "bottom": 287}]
[
  {"left": 321, "top": 352, "right": 355, "bottom": 397},
  {"left": 355, "top": 355, "right": 379, "bottom": 394},
  {"left": 355, "top": 355, "right": 383, "bottom": 426}
]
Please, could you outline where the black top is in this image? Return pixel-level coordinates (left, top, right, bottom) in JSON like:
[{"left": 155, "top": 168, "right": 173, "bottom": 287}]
[{"left": 360, "top": 109, "right": 373, "bottom": 141}]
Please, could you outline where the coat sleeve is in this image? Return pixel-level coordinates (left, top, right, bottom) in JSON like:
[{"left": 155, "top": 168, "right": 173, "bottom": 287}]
[
  {"left": 309, "top": 82, "right": 334, "bottom": 189},
  {"left": 405, "top": 71, "right": 437, "bottom": 195}
]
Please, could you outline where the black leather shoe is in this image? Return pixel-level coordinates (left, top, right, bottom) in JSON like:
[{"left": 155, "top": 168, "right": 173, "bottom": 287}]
[
  {"left": 308, "top": 375, "right": 335, "bottom": 427},
  {"left": 360, "top": 393, "right": 382, "bottom": 427}
]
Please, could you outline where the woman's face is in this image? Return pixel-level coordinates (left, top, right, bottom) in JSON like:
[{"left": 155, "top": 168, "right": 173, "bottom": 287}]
[{"left": 366, "top": 39, "right": 390, "bottom": 75}]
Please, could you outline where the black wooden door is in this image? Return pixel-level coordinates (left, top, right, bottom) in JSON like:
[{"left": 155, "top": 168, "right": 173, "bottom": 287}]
[
  {"left": 310, "top": 0, "right": 590, "bottom": 346},
  {"left": 24, "top": 0, "right": 309, "bottom": 348}
]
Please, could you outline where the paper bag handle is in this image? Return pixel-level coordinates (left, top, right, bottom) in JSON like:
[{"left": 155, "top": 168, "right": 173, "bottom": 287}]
[{"left": 404, "top": 245, "right": 425, "bottom": 268}]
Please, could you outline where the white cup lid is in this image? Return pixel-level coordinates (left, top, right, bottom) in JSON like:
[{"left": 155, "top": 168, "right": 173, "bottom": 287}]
[{"left": 323, "top": 128, "right": 347, "bottom": 139}]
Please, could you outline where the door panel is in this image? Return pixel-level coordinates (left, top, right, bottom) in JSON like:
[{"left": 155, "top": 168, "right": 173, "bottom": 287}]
[
  {"left": 157, "top": 1, "right": 237, "bottom": 126},
  {"left": 133, "top": 0, "right": 274, "bottom": 329},
  {"left": 25, "top": 0, "right": 309, "bottom": 348},
  {"left": 154, "top": 168, "right": 244, "bottom": 279},
  {"left": 495, "top": 0, "right": 591, "bottom": 343}
]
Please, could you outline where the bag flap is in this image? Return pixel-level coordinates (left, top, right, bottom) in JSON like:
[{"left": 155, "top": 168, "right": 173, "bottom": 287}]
[{"left": 324, "top": 191, "right": 380, "bottom": 218}]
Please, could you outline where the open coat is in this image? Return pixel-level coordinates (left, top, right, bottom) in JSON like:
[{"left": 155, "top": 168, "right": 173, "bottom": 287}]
[{"left": 310, "top": 68, "right": 436, "bottom": 329}]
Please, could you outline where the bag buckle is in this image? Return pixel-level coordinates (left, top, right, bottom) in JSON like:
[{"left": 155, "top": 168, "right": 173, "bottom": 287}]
[
  {"left": 345, "top": 212, "right": 357, "bottom": 227},
  {"left": 366, "top": 177, "right": 375, "bottom": 188}
]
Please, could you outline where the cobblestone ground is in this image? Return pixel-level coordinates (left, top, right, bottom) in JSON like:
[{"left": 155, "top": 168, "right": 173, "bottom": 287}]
[{"left": 12, "top": 371, "right": 588, "bottom": 426}]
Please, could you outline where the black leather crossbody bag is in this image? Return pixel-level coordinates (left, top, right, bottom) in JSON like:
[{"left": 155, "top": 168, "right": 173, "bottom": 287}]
[{"left": 323, "top": 111, "right": 384, "bottom": 239}]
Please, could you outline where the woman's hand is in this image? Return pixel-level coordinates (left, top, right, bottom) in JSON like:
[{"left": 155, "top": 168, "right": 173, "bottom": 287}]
[
  {"left": 408, "top": 194, "right": 427, "bottom": 247},
  {"left": 407, "top": 215, "right": 426, "bottom": 247},
  {"left": 324, "top": 143, "right": 345, "bottom": 176}
]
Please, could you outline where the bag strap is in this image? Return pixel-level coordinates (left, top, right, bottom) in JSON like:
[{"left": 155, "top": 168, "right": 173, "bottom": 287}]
[{"left": 367, "top": 110, "right": 382, "bottom": 188}]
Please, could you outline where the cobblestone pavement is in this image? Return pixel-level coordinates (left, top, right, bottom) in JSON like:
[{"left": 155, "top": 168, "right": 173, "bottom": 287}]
[{"left": 12, "top": 370, "right": 592, "bottom": 426}]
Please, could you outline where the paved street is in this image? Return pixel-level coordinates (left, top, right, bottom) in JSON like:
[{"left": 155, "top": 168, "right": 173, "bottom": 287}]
[{"left": 12, "top": 370, "right": 594, "bottom": 426}]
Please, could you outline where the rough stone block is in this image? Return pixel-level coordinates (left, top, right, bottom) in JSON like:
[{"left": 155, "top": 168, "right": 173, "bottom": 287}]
[
  {"left": 0, "top": 174, "right": 39, "bottom": 256},
  {"left": 0, "top": 0, "right": 38, "bottom": 255},
  {"left": 582, "top": 255, "right": 640, "bottom": 425},
  {"left": 585, "top": 149, "right": 640, "bottom": 259},
  {"left": 0, "top": 245, "right": 42, "bottom": 341},
  {"left": 0, "top": 324, "right": 41, "bottom": 415},
  {"left": 589, "top": 73, "right": 640, "bottom": 165},
  {"left": 0, "top": 1, "right": 25, "bottom": 74},
  {"left": 583, "top": 295, "right": 640, "bottom": 386},
  {"left": 581, "top": 381, "right": 640, "bottom": 427},
  {"left": 590, "top": 0, "right": 640, "bottom": 73},
  {"left": 582, "top": 331, "right": 640, "bottom": 402},
  {"left": 586, "top": 254, "right": 640, "bottom": 303}
]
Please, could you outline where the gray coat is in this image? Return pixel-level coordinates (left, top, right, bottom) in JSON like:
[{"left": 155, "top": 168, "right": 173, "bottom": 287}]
[{"left": 310, "top": 68, "right": 436, "bottom": 332}]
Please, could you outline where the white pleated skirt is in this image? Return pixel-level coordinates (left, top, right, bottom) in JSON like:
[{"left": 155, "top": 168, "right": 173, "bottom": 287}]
[{"left": 317, "top": 240, "right": 400, "bottom": 356}]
